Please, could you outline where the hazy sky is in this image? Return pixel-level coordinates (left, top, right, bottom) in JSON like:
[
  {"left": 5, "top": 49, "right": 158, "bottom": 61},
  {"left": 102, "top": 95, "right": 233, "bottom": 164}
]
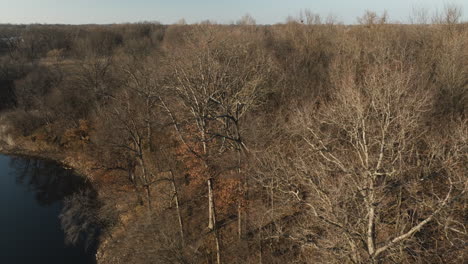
[{"left": 0, "top": 0, "right": 467, "bottom": 25}]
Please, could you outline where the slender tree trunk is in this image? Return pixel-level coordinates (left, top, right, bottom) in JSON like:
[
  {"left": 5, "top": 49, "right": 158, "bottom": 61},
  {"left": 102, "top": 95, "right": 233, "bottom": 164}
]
[
  {"left": 208, "top": 178, "right": 221, "bottom": 264},
  {"left": 201, "top": 125, "right": 207, "bottom": 155},
  {"left": 367, "top": 174, "right": 376, "bottom": 259},
  {"left": 146, "top": 98, "right": 153, "bottom": 152},
  {"left": 145, "top": 185, "right": 152, "bottom": 210},
  {"left": 129, "top": 165, "right": 144, "bottom": 205},
  {"left": 147, "top": 121, "right": 152, "bottom": 152},
  {"left": 171, "top": 171, "right": 185, "bottom": 247},
  {"left": 208, "top": 178, "right": 214, "bottom": 230},
  {"left": 237, "top": 203, "right": 242, "bottom": 240},
  {"left": 214, "top": 231, "right": 221, "bottom": 264},
  {"left": 237, "top": 149, "right": 243, "bottom": 240},
  {"left": 139, "top": 155, "right": 152, "bottom": 210}
]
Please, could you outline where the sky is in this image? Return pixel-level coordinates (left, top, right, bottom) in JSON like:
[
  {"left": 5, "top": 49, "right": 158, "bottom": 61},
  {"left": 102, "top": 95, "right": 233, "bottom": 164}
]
[{"left": 0, "top": 0, "right": 467, "bottom": 25}]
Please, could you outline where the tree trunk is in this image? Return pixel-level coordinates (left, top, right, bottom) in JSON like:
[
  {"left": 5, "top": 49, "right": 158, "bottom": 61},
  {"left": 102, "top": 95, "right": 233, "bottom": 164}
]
[
  {"left": 208, "top": 178, "right": 221, "bottom": 264},
  {"left": 237, "top": 149, "right": 243, "bottom": 240},
  {"left": 139, "top": 155, "right": 152, "bottom": 210},
  {"left": 208, "top": 178, "right": 214, "bottom": 230},
  {"left": 366, "top": 174, "right": 376, "bottom": 258},
  {"left": 145, "top": 184, "right": 152, "bottom": 210},
  {"left": 146, "top": 98, "right": 153, "bottom": 152},
  {"left": 171, "top": 171, "right": 185, "bottom": 247}
]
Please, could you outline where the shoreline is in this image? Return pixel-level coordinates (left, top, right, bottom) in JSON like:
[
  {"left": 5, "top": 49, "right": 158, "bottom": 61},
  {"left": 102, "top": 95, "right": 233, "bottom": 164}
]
[
  {"left": 0, "top": 141, "right": 135, "bottom": 264},
  {"left": 0, "top": 146, "right": 92, "bottom": 182}
]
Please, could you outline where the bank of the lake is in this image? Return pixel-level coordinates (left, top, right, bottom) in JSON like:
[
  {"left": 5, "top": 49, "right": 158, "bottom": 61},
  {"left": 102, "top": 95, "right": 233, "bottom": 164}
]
[{"left": 0, "top": 140, "right": 141, "bottom": 264}]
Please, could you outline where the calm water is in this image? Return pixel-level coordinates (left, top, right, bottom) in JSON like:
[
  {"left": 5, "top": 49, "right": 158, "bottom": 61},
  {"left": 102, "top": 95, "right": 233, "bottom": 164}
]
[{"left": 0, "top": 154, "right": 97, "bottom": 264}]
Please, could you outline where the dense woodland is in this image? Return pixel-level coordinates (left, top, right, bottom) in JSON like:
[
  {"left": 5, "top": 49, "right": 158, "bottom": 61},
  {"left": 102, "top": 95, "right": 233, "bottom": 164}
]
[{"left": 0, "top": 8, "right": 467, "bottom": 264}]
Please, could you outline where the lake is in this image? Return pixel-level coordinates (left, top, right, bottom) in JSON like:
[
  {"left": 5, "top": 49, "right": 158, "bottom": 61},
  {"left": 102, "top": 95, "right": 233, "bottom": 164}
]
[{"left": 0, "top": 154, "right": 98, "bottom": 264}]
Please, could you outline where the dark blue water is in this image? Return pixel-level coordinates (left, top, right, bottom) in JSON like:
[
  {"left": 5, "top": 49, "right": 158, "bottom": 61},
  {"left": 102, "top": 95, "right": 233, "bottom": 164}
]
[{"left": 0, "top": 155, "right": 97, "bottom": 264}]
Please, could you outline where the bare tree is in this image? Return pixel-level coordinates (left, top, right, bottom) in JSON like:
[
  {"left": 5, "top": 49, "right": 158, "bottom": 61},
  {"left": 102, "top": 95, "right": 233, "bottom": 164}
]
[
  {"left": 163, "top": 26, "right": 276, "bottom": 262},
  {"left": 433, "top": 4, "right": 463, "bottom": 25},
  {"left": 237, "top": 14, "right": 256, "bottom": 26},
  {"left": 165, "top": 26, "right": 275, "bottom": 157},
  {"left": 409, "top": 6, "right": 430, "bottom": 24},
  {"left": 119, "top": 55, "right": 161, "bottom": 152},
  {"left": 357, "top": 10, "right": 389, "bottom": 26},
  {"left": 255, "top": 61, "right": 466, "bottom": 263},
  {"left": 75, "top": 55, "right": 115, "bottom": 115},
  {"left": 100, "top": 88, "right": 155, "bottom": 210}
]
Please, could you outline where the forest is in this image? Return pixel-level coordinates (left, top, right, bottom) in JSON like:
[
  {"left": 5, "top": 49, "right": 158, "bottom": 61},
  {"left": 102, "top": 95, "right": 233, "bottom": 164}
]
[{"left": 0, "top": 8, "right": 466, "bottom": 264}]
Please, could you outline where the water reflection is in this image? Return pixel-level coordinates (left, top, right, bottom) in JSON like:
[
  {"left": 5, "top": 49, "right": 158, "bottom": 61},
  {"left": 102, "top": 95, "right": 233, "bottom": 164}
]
[
  {"left": 11, "top": 157, "right": 88, "bottom": 206},
  {"left": 1, "top": 155, "right": 99, "bottom": 264},
  {"left": 61, "top": 189, "right": 101, "bottom": 250}
]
